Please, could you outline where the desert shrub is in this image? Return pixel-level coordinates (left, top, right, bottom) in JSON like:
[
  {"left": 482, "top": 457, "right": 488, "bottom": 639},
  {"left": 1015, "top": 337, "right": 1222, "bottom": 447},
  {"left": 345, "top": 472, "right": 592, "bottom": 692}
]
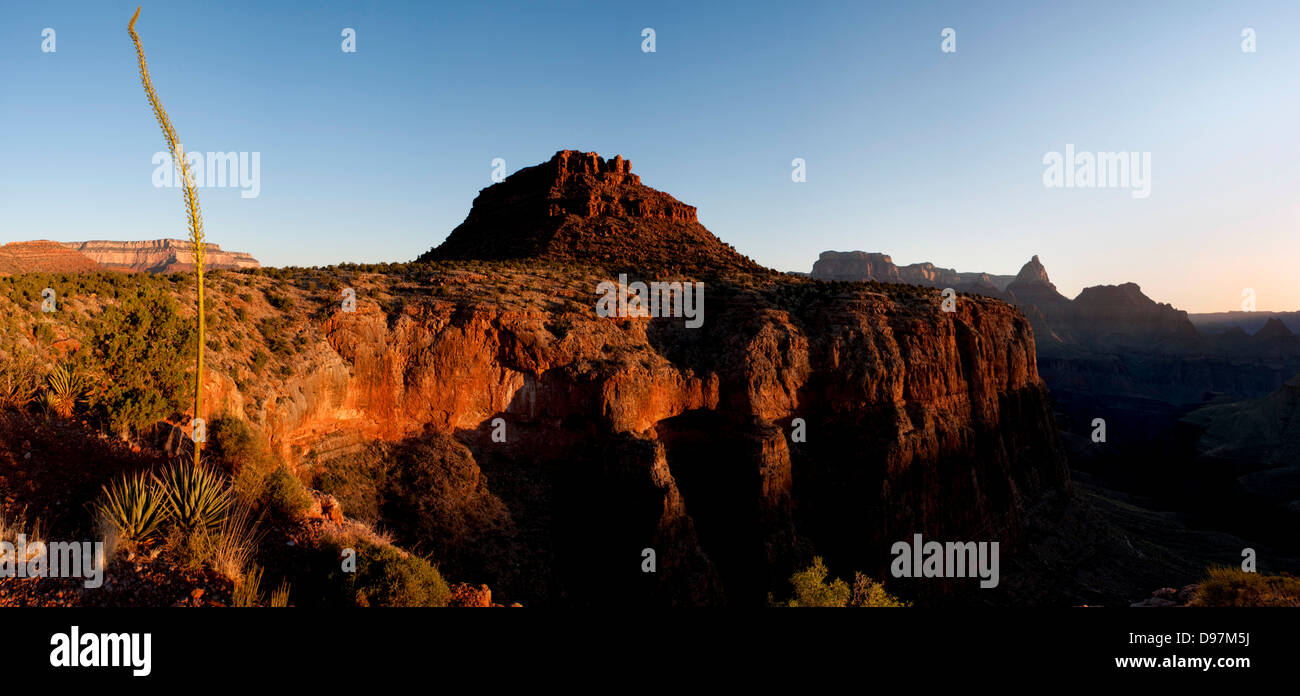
[
  {"left": 777, "top": 557, "right": 907, "bottom": 607},
  {"left": 249, "top": 349, "right": 269, "bottom": 376},
  {"left": 1191, "top": 566, "right": 1300, "bottom": 607},
  {"left": 206, "top": 413, "right": 280, "bottom": 507},
  {"left": 87, "top": 286, "right": 194, "bottom": 435},
  {"left": 95, "top": 471, "right": 169, "bottom": 545},
  {"left": 157, "top": 461, "right": 231, "bottom": 534},
  {"left": 190, "top": 502, "right": 263, "bottom": 581},
  {"left": 34, "top": 322, "right": 56, "bottom": 343},
  {"left": 264, "top": 465, "right": 312, "bottom": 520},
  {"left": 0, "top": 354, "right": 40, "bottom": 409},
  {"left": 265, "top": 291, "right": 293, "bottom": 310},
  {"left": 850, "top": 573, "right": 910, "bottom": 607},
  {"left": 208, "top": 416, "right": 261, "bottom": 470},
  {"left": 783, "top": 557, "right": 851, "bottom": 607},
  {"left": 337, "top": 540, "right": 449, "bottom": 607}
]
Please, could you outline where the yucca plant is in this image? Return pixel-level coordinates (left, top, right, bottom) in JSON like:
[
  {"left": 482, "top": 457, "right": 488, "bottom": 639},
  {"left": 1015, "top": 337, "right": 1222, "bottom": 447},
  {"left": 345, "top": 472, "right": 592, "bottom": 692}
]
[
  {"left": 129, "top": 7, "right": 208, "bottom": 468},
  {"left": 95, "top": 471, "right": 169, "bottom": 545},
  {"left": 157, "top": 460, "right": 231, "bottom": 534},
  {"left": 44, "top": 364, "right": 87, "bottom": 418}
]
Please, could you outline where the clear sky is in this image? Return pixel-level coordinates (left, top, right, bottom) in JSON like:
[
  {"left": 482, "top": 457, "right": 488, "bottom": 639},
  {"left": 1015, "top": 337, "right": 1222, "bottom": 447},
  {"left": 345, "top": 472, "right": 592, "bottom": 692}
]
[{"left": 2, "top": 1, "right": 1297, "bottom": 313}]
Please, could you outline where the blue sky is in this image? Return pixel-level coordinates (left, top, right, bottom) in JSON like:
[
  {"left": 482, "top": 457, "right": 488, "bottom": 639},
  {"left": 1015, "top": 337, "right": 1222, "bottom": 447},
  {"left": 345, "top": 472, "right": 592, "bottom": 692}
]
[{"left": 2, "top": 1, "right": 1297, "bottom": 312}]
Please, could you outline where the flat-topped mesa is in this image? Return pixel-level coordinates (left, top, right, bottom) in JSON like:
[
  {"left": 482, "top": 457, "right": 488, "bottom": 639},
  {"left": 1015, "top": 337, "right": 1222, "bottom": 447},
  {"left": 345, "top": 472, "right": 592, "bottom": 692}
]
[
  {"left": 810, "top": 250, "right": 1016, "bottom": 291},
  {"left": 60, "top": 239, "right": 260, "bottom": 273},
  {"left": 419, "top": 150, "right": 762, "bottom": 276}
]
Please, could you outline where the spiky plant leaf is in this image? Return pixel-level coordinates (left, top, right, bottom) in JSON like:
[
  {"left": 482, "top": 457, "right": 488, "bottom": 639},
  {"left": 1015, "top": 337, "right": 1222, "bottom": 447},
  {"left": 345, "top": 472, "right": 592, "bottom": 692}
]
[
  {"left": 95, "top": 471, "right": 168, "bottom": 544},
  {"left": 158, "top": 460, "right": 231, "bottom": 534}
]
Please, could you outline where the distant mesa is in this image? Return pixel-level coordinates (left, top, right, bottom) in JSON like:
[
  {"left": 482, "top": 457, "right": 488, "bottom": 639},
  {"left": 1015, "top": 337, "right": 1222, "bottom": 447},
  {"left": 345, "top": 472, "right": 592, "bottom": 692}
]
[
  {"left": 0, "top": 239, "right": 259, "bottom": 275},
  {"left": 61, "top": 239, "right": 260, "bottom": 273},
  {"left": 812, "top": 251, "right": 1198, "bottom": 348},
  {"left": 418, "top": 150, "right": 765, "bottom": 276},
  {"left": 810, "top": 250, "right": 1015, "bottom": 291}
]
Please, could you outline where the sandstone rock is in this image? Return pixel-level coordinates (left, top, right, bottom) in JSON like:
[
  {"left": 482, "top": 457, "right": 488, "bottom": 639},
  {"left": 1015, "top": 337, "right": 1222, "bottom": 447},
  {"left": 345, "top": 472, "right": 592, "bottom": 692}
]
[
  {"left": 418, "top": 150, "right": 764, "bottom": 277},
  {"left": 319, "top": 494, "right": 344, "bottom": 524},
  {"left": 60, "top": 239, "right": 259, "bottom": 273}
]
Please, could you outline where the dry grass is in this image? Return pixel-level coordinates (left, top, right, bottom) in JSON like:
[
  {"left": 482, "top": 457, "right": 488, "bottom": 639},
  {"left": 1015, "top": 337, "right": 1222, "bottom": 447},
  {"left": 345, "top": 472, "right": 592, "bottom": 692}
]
[
  {"left": 205, "top": 502, "right": 263, "bottom": 581},
  {"left": 1190, "top": 566, "right": 1300, "bottom": 607},
  {"left": 93, "top": 507, "right": 122, "bottom": 562},
  {"left": 0, "top": 510, "right": 44, "bottom": 565},
  {"left": 232, "top": 563, "right": 263, "bottom": 607},
  {"left": 269, "top": 579, "right": 291, "bottom": 607}
]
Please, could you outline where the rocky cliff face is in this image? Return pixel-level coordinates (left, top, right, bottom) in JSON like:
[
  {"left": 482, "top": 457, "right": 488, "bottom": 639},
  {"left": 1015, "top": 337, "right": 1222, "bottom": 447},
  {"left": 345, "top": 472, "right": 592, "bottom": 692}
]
[
  {"left": 3, "top": 152, "right": 1071, "bottom": 606},
  {"left": 187, "top": 152, "right": 1067, "bottom": 605},
  {"left": 218, "top": 270, "right": 1067, "bottom": 606},
  {"left": 59, "top": 239, "right": 260, "bottom": 273}
]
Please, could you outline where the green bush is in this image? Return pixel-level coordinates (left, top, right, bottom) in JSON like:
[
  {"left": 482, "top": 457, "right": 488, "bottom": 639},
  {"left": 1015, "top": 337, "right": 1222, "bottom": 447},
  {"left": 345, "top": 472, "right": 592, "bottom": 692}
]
[
  {"left": 783, "top": 556, "right": 850, "bottom": 607},
  {"left": 850, "top": 573, "right": 910, "bottom": 607},
  {"left": 777, "top": 557, "right": 909, "bottom": 607},
  {"left": 87, "top": 286, "right": 194, "bottom": 435},
  {"left": 249, "top": 349, "right": 269, "bottom": 376},
  {"left": 208, "top": 416, "right": 260, "bottom": 470},
  {"left": 340, "top": 540, "right": 450, "bottom": 607},
  {"left": 264, "top": 465, "right": 312, "bottom": 520}
]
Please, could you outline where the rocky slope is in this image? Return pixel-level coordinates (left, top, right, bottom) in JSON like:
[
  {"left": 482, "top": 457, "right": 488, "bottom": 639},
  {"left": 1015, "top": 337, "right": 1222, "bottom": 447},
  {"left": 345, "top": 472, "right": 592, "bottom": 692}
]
[{"left": 1180, "top": 373, "right": 1300, "bottom": 501}]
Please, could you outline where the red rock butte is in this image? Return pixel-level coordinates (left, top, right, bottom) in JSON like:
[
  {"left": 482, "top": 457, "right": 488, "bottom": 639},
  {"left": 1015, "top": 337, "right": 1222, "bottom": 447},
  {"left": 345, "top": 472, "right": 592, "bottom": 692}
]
[{"left": 419, "top": 150, "right": 767, "bottom": 276}]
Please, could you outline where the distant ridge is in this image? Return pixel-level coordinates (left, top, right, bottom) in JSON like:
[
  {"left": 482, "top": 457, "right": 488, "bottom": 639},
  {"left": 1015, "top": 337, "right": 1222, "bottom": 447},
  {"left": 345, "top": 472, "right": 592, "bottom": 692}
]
[
  {"left": 810, "top": 250, "right": 1016, "bottom": 290},
  {"left": 61, "top": 239, "right": 260, "bottom": 273}
]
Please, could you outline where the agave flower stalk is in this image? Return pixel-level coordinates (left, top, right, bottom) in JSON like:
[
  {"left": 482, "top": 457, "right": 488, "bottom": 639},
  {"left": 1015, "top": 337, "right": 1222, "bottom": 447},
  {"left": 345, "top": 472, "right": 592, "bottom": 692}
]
[{"left": 128, "top": 7, "right": 207, "bottom": 465}]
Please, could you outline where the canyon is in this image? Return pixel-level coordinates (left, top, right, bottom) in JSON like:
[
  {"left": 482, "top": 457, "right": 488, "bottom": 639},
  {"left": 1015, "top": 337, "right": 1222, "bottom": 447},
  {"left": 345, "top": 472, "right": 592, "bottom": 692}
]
[
  {"left": 10, "top": 151, "right": 1289, "bottom": 607},
  {"left": 2, "top": 151, "right": 1077, "bottom": 606},
  {"left": 812, "top": 246, "right": 1300, "bottom": 571}
]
